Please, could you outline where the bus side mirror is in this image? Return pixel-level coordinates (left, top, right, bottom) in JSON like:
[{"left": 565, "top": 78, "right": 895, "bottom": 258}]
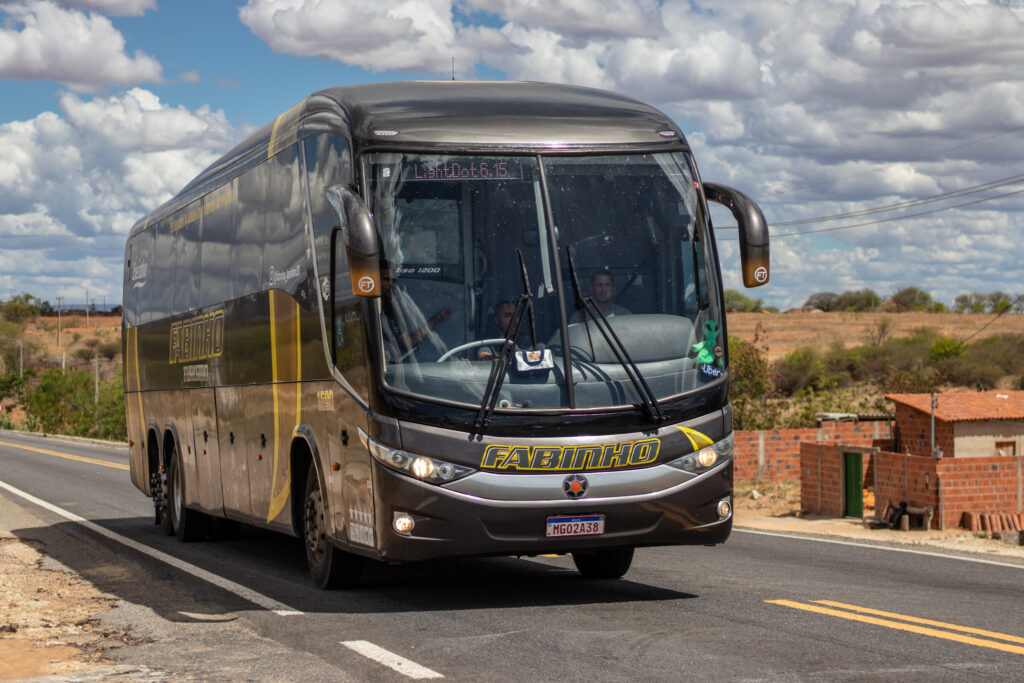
[
  {"left": 327, "top": 184, "right": 380, "bottom": 297},
  {"left": 703, "top": 182, "right": 770, "bottom": 288}
]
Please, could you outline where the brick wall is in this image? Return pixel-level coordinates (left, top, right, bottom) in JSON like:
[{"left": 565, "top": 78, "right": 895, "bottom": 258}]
[
  {"left": 937, "top": 456, "right": 1022, "bottom": 529},
  {"left": 802, "top": 446, "right": 1023, "bottom": 529},
  {"left": 734, "top": 421, "right": 891, "bottom": 482},
  {"left": 893, "top": 404, "right": 955, "bottom": 457},
  {"left": 873, "top": 451, "right": 939, "bottom": 523},
  {"left": 799, "top": 443, "right": 844, "bottom": 517}
]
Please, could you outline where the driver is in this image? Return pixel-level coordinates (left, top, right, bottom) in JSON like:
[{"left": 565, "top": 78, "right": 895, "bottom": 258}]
[{"left": 380, "top": 260, "right": 452, "bottom": 361}]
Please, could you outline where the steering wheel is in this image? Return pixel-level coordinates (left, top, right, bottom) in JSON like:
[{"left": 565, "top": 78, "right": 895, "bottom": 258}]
[{"left": 437, "top": 338, "right": 507, "bottom": 362}]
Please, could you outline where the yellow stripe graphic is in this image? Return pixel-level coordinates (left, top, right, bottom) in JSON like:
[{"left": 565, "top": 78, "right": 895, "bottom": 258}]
[
  {"left": 132, "top": 327, "right": 145, "bottom": 445},
  {"left": 767, "top": 600, "right": 1024, "bottom": 655},
  {"left": 677, "top": 426, "right": 714, "bottom": 451},
  {"left": 0, "top": 440, "right": 129, "bottom": 471},
  {"left": 266, "top": 292, "right": 297, "bottom": 523}
]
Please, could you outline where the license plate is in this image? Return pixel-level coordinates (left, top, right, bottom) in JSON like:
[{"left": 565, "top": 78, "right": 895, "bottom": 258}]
[{"left": 546, "top": 514, "right": 605, "bottom": 538}]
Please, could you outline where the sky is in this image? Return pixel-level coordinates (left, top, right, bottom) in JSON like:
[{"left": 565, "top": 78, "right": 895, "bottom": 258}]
[{"left": 1, "top": 0, "right": 1022, "bottom": 312}]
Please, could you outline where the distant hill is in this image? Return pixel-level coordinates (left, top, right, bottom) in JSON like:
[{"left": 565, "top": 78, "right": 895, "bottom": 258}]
[{"left": 726, "top": 311, "right": 1022, "bottom": 361}]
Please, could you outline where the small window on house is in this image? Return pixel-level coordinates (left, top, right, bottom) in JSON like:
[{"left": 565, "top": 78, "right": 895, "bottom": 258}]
[{"left": 995, "top": 441, "right": 1016, "bottom": 456}]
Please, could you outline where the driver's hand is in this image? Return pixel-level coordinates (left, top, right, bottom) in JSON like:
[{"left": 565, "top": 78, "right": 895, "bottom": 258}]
[{"left": 477, "top": 349, "right": 496, "bottom": 360}]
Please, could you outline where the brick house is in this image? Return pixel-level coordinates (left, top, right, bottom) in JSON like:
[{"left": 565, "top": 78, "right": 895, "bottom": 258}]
[
  {"left": 886, "top": 391, "right": 1024, "bottom": 458},
  {"left": 801, "top": 391, "right": 1024, "bottom": 529}
]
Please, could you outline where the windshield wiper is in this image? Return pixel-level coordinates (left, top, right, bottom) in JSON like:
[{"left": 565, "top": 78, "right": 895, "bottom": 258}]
[
  {"left": 565, "top": 247, "right": 665, "bottom": 424},
  {"left": 474, "top": 250, "right": 536, "bottom": 432}
]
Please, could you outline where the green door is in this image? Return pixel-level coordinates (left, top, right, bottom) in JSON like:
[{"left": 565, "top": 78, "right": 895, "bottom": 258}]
[{"left": 844, "top": 452, "right": 864, "bottom": 518}]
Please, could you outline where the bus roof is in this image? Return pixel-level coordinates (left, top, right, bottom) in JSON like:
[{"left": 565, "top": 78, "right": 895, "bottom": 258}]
[{"left": 131, "top": 81, "right": 688, "bottom": 236}]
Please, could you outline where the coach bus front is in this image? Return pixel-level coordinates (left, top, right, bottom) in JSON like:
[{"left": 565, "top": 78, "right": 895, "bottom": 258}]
[{"left": 326, "top": 147, "right": 768, "bottom": 579}]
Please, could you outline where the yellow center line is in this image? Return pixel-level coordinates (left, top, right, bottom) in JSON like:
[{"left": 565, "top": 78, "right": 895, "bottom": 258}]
[
  {"left": 0, "top": 440, "right": 129, "bottom": 471},
  {"left": 814, "top": 600, "right": 1024, "bottom": 645},
  {"left": 767, "top": 600, "right": 1024, "bottom": 656}
]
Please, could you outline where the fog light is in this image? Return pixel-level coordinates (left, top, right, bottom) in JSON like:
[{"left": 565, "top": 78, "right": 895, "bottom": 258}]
[
  {"left": 393, "top": 513, "right": 415, "bottom": 535},
  {"left": 717, "top": 500, "right": 732, "bottom": 519}
]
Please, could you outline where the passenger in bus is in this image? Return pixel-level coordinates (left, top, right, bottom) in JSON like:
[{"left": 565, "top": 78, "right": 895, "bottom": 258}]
[
  {"left": 571, "top": 268, "right": 631, "bottom": 321},
  {"left": 477, "top": 300, "right": 517, "bottom": 360},
  {"left": 379, "top": 260, "right": 452, "bottom": 361}
]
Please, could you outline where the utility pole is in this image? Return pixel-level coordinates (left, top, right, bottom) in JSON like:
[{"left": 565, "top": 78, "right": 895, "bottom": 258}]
[
  {"left": 86, "top": 288, "right": 90, "bottom": 326},
  {"left": 56, "top": 295, "right": 63, "bottom": 347}
]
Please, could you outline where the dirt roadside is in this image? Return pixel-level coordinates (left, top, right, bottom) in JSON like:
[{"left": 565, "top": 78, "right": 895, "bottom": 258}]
[{"left": 0, "top": 492, "right": 142, "bottom": 680}]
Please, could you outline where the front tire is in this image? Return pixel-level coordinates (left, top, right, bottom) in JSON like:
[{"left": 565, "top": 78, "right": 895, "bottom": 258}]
[
  {"left": 304, "top": 467, "right": 362, "bottom": 589},
  {"left": 167, "top": 442, "right": 209, "bottom": 542},
  {"left": 572, "top": 547, "right": 634, "bottom": 579}
]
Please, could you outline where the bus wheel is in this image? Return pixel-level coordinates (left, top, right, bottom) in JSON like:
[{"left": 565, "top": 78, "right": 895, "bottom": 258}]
[
  {"left": 303, "top": 467, "right": 362, "bottom": 589},
  {"left": 572, "top": 547, "right": 634, "bottom": 579},
  {"left": 168, "top": 442, "right": 208, "bottom": 542}
]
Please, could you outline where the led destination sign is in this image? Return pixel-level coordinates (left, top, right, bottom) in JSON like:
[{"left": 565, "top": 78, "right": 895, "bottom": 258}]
[{"left": 406, "top": 159, "right": 522, "bottom": 181}]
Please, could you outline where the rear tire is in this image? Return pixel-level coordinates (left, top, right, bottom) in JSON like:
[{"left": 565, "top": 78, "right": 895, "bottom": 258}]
[
  {"left": 167, "top": 442, "right": 209, "bottom": 542},
  {"left": 304, "top": 467, "right": 362, "bottom": 589},
  {"left": 572, "top": 547, "right": 634, "bottom": 579}
]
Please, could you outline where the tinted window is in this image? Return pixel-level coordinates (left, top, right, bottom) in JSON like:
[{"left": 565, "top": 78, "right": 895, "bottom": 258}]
[
  {"left": 150, "top": 220, "right": 175, "bottom": 320},
  {"left": 233, "top": 163, "right": 267, "bottom": 296},
  {"left": 199, "top": 180, "right": 235, "bottom": 308},
  {"left": 304, "top": 134, "right": 352, "bottom": 293},
  {"left": 174, "top": 201, "right": 202, "bottom": 314},
  {"left": 130, "top": 228, "right": 154, "bottom": 324},
  {"left": 264, "top": 144, "right": 309, "bottom": 299}
]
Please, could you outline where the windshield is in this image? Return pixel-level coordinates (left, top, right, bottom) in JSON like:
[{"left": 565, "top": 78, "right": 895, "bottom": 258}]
[{"left": 364, "top": 152, "right": 723, "bottom": 411}]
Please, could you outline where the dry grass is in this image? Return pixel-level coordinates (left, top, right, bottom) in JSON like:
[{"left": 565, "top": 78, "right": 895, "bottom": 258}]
[{"left": 726, "top": 311, "right": 1023, "bottom": 360}]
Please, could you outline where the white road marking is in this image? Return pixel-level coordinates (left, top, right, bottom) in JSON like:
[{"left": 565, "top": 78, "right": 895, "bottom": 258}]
[
  {"left": 342, "top": 640, "right": 444, "bottom": 679},
  {"left": 734, "top": 528, "right": 1024, "bottom": 570},
  {"left": 0, "top": 478, "right": 303, "bottom": 616}
]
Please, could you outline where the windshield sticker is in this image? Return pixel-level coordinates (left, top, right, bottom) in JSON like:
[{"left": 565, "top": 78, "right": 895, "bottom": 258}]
[{"left": 481, "top": 438, "right": 660, "bottom": 472}]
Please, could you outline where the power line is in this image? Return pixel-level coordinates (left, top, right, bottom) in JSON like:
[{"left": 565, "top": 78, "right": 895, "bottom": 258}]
[
  {"left": 960, "top": 295, "right": 1024, "bottom": 344},
  {"left": 770, "top": 171, "right": 1024, "bottom": 227},
  {"left": 715, "top": 184, "right": 1024, "bottom": 239}
]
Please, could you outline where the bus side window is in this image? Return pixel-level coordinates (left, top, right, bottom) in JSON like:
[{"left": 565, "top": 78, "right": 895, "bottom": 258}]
[
  {"left": 150, "top": 220, "right": 175, "bottom": 321},
  {"left": 304, "top": 134, "right": 353, "bottom": 289},
  {"left": 174, "top": 200, "right": 202, "bottom": 315},
  {"left": 265, "top": 144, "right": 309, "bottom": 301},
  {"left": 233, "top": 162, "right": 267, "bottom": 297},
  {"left": 132, "top": 228, "right": 154, "bottom": 324},
  {"left": 200, "top": 179, "right": 235, "bottom": 309}
]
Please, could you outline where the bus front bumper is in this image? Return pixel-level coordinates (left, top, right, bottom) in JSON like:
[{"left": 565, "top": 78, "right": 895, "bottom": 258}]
[{"left": 356, "top": 460, "right": 733, "bottom": 563}]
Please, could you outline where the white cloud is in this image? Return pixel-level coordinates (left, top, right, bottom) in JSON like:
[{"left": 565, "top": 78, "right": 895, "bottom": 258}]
[
  {"left": 52, "top": 0, "right": 156, "bottom": 15},
  {"left": 0, "top": 1, "right": 162, "bottom": 92},
  {"left": 462, "top": 0, "right": 663, "bottom": 38},
  {"left": 238, "top": 0, "right": 487, "bottom": 73},
  {"left": 0, "top": 89, "right": 243, "bottom": 305}
]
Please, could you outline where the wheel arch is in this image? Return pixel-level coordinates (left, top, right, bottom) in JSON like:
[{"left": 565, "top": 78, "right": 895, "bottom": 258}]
[{"left": 290, "top": 425, "right": 328, "bottom": 538}]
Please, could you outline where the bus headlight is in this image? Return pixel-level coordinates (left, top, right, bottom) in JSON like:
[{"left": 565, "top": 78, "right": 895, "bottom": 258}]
[
  {"left": 666, "top": 432, "right": 734, "bottom": 474},
  {"left": 360, "top": 429, "right": 474, "bottom": 484}
]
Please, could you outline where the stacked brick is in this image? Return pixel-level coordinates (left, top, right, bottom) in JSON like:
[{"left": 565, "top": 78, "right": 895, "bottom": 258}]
[{"left": 961, "top": 512, "right": 1024, "bottom": 534}]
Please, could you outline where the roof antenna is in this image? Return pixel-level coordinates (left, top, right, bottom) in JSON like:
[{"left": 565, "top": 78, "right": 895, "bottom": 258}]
[{"left": 452, "top": 57, "right": 455, "bottom": 81}]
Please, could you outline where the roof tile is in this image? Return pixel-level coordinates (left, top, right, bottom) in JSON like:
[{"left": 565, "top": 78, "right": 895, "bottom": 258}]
[{"left": 885, "top": 391, "right": 1024, "bottom": 422}]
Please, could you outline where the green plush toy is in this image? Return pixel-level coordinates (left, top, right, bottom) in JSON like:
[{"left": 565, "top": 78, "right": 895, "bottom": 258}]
[{"left": 692, "top": 320, "right": 720, "bottom": 366}]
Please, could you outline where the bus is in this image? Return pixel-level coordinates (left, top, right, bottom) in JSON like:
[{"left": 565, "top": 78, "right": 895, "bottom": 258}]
[{"left": 122, "top": 81, "right": 769, "bottom": 588}]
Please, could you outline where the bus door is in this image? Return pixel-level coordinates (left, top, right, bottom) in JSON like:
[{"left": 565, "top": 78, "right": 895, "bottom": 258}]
[
  {"left": 215, "top": 386, "right": 252, "bottom": 517},
  {"left": 187, "top": 387, "right": 223, "bottom": 515}
]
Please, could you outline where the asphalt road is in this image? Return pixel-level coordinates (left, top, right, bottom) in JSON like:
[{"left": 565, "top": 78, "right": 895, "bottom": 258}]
[{"left": 2, "top": 430, "right": 1022, "bottom": 681}]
